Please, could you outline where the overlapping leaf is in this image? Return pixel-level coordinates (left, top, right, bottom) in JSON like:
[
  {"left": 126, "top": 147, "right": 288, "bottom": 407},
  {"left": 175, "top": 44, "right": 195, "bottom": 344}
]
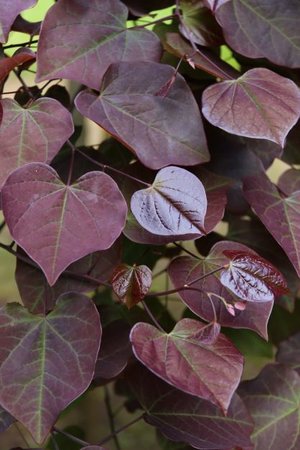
[
  {"left": 111, "top": 264, "right": 152, "bottom": 309},
  {"left": 2, "top": 163, "right": 127, "bottom": 285},
  {"left": 130, "top": 319, "right": 243, "bottom": 411},
  {"left": 127, "top": 365, "right": 253, "bottom": 449},
  {"left": 239, "top": 364, "right": 300, "bottom": 450},
  {"left": 244, "top": 173, "right": 300, "bottom": 278},
  {"left": 0, "top": 293, "right": 101, "bottom": 444},
  {"left": 202, "top": 68, "right": 300, "bottom": 147},
  {"left": 0, "top": 406, "right": 14, "bottom": 433},
  {"left": 0, "top": 48, "right": 35, "bottom": 83},
  {"left": 75, "top": 62, "right": 209, "bottom": 169},
  {"left": 278, "top": 169, "right": 300, "bottom": 196},
  {"left": 276, "top": 332, "right": 300, "bottom": 374},
  {"left": 131, "top": 166, "right": 207, "bottom": 238},
  {"left": 0, "top": 0, "right": 37, "bottom": 42},
  {"left": 216, "top": 0, "right": 300, "bottom": 68},
  {"left": 36, "top": 0, "right": 162, "bottom": 89},
  {"left": 0, "top": 98, "right": 74, "bottom": 187}
]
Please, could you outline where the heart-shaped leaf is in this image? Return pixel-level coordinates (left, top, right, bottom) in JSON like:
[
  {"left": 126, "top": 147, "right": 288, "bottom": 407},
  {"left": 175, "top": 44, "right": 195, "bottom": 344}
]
[
  {"left": 244, "top": 173, "right": 300, "bottom": 278},
  {"left": 276, "top": 332, "right": 300, "bottom": 374},
  {"left": 130, "top": 319, "right": 243, "bottom": 412},
  {"left": 36, "top": 0, "right": 161, "bottom": 89},
  {"left": 111, "top": 264, "right": 152, "bottom": 309},
  {"left": 216, "top": 0, "right": 300, "bottom": 68},
  {"left": 220, "top": 251, "right": 288, "bottom": 302},
  {"left": 2, "top": 163, "right": 127, "bottom": 285},
  {"left": 0, "top": 48, "right": 35, "bottom": 83},
  {"left": 131, "top": 166, "right": 207, "bottom": 238},
  {"left": 127, "top": 364, "right": 254, "bottom": 449},
  {"left": 0, "top": 98, "right": 74, "bottom": 187},
  {"left": 202, "top": 68, "right": 300, "bottom": 147},
  {"left": 0, "top": 0, "right": 37, "bottom": 43},
  {"left": 239, "top": 364, "right": 300, "bottom": 450},
  {"left": 0, "top": 406, "right": 15, "bottom": 433},
  {"left": 0, "top": 293, "right": 101, "bottom": 444},
  {"left": 75, "top": 62, "right": 209, "bottom": 170}
]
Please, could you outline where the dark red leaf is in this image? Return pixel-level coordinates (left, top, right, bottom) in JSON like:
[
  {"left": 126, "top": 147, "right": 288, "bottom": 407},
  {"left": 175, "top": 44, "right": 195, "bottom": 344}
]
[
  {"left": 0, "top": 0, "right": 37, "bottom": 43},
  {"left": 130, "top": 319, "right": 243, "bottom": 412},
  {"left": 75, "top": 62, "right": 209, "bottom": 170},
  {"left": 36, "top": 0, "right": 161, "bottom": 89},
  {"left": 202, "top": 68, "right": 300, "bottom": 147},
  {"left": 111, "top": 264, "right": 152, "bottom": 309},
  {"left": 0, "top": 293, "right": 101, "bottom": 444},
  {"left": 220, "top": 251, "right": 288, "bottom": 302},
  {"left": 0, "top": 406, "right": 15, "bottom": 433},
  {"left": 2, "top": 163, "right": 127, "bottom": 285},
  {"left": 277, "top": 168, "right": 300, "bottom": 197},
  {"left": 131, "top": 166, "right": 207, "bottom": 238},
  {"left": 0, "top": 48, "right": 35, "bottom": 83},
  {"left": 276, "top": 332, "right": 300, "bottom": 374}
]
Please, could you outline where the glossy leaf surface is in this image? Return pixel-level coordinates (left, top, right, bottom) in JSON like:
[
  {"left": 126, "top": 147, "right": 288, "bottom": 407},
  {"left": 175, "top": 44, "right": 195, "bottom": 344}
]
[
  {"left": 276, "top": 332, "right": 300, "bottom": 374},
  {"left": 131, "top": 166, "right": 207, "bottom": 238},
  {"left": 216, "top": 0, "right": 300, "bottom": 68},
  {"left": 130, "top": 319, "right": 243, "bottom": 411},
  {"left": 36, "top": 0, "right": 161, "bottom": 89},
  {"left": 75, "top": 62, "right": 209, "bottom": 169},
  {"left": 0, "top": 293, "right": 101, "bottom": 443},
  {"left": 0, "top": 98, "right": 74, "bottom": 187},
  {"left": 2, "top": 163, "right": 127, "bottom": 285},
  {"left": 0, "top": 0, "right": 36, "bottom": 42},
  {"left": 202, "top": 68, "right": 300, "bottom": 147},
  {"left": 111, "top": 264, "right": 152, "bottom": 309},
  {"left": 128, "top": 365, "right": 253, "bottom": 449},
  {"left": 0, "top": 48, "right": 35, "bottom": 82},
  {"left": 244, "top": 173, "right": 300, "bottom": 277},
  {"left": 240, "top": 364, "right": 300, "bottom": 450}
]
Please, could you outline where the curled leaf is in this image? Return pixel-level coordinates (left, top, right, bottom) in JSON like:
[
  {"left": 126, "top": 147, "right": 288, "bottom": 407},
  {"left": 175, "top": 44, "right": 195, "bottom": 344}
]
[{"left": 111, "top": 264, "right": 152, "bottom": 309}]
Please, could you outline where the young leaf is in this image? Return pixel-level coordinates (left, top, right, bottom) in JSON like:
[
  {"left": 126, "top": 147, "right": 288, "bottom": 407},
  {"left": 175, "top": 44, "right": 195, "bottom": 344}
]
[
  {"left": 220, "top": 251, "right": 288, "bottom": 302},
  {"left": 127, "top": 364, "right": 254, "bottom": 449},
  {"left": 2, "top": 163, "right": 127, "bottom": 285},
  {"left": 239, "top": 364, "right": 300, "bottom": 450},
  {"left": 0, "top": 98, "right": 74, "bottom": 187},
  {"left": 131, "top": 166, "right": 207, "bottom": 238},
  {"left": 216, "top": 0, "right": 300, "bottom": 68},
  {"left": 111, "top": 264, "right": 152, "bottom": 309},
  {"left": 0, "top": 0, "right": 37, "bottom": 42},
  {"left": 130, "top": 319, "right": 243, "bottom": 412},
  {"left": 0, "top": 293, "right": 101, "bottom": 444},
  {"left": 276, "top": 332, "right": 300, "bottom": 374},
  {"left": 244, "top": 173, "right": 300, "bottom": 278},
  {"left": 75, "top": 62, "right": 209, "bottom": 170},
  {"left": 36, "top": 0, "right": 161, "bottom": 89},
  {"left": 0, "top": 48, "right": 35, "bottom": 83},
  {"left": 202, "top": 68, "right": 300, "bottom": 147},
  {"left": 0, "top": 406, "right": 15, "bottom": 433}
]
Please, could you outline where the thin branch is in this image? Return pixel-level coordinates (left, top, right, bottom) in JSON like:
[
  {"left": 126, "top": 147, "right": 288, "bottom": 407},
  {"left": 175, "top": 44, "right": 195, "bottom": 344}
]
[
  {"left": 173, "top": 242, "right": 201, "bottom": 259},
  {"left": 0, "top": 221, "right": 6, "bottom": 232},
  {"left": 97, "top": 413, "right": 144, "bottom": 446},
  {"left": 129, "top": 14, "right": 177, "bottom": 29},
  {"left": 53, "top": 426, "right": 91, "bottom": 447},
  {"left": 51, "top": 433, "right": 60, "bottom": 450},
  {"left": 13, "top": 69, "right": 34, "bottom": 99},
  {"left": 104, "top": 385, "right": 121, "bottom": 450},
  {"left": 3, "top": 39, "right": 39, "bottom": 49},
  {"left": 142, "top": 299, "right": 165, "bottom": 332}
]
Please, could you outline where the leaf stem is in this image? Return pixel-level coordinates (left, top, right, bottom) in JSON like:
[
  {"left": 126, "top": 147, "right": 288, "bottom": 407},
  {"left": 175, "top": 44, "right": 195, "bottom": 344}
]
[
  {"left": 53, "top": 426, "right": 91, "bottom": 447},
  {"left": 173, "top": 242, "right": 201, "bottom": 259},
  {"left": 3, "top": 39, "right": 39, "bottom": 49},
  {"left": 142, "top": 299, "right": 165, "bottom": 332},
  {"left": 97, "top": 413, "right": 144, "bottom": 446},
  {"left": 104, "top": 385, "right": 121, "bottom": 450},
  {"left": 13, "top": 69, "right": 34, "bottom": 99}
]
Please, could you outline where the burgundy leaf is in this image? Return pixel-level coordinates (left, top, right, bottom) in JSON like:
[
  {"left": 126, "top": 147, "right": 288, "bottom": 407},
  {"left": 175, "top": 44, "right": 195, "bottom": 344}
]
[
  {"left": 277, "top": 168, "right": 300, "bottom": 197},
  {"left": 75, "top": 62, "right": 209, "bottom": 170},
  {"left": 244, "top": 173, "right": 300, "bottom": 278},
  {"left": 2, "top": 163, "right": 127, "bottom": 285},
  {"left": 131, "top": 166, "right": 207, "bottom": 238},
  {"left": 0, "top": 406, "right": 15, "bottom": 433},
  {"left": 111, "top": 264, "right": 152, "bottom": 309},
  {"left": 130, "top": 319, "right": 243, "bottom": 412},
  {"left": 239, "top": 364, "right": 300, "bottom": 450},
  {"left": 0, "top": 48, "right": 35, "bottom": 83},
  {"left": 36, "top": 0, "right": 161, "bottom": 89},
  {"left": 0, "top": 98, "right": 74, "bottom": 188},
  {"left": 276, "top": 332, "right": 300, "bottom": 374},
  {"left": 127, "top": 364, "right": 254, "bottom": 449},
  {"left": 0, "top": 293, "right": 101, "bottom": 444},
  {"left": 220, "top": 251, "right": 288, "bottom": 302},
  {"left": 15, "top": 240, "right": 121, "bottom": 314},
  {"left": 94, "top": 320, "right": 131, "bottom": 380},
  {"left": 216, "top": 0, "right": 300, "bottom": 68},
  {"left": 202, "top": 68, "right": 300, "bottom": 147},
  {"left": 0, "top": 0, "right": 37, "bottom": 43}
]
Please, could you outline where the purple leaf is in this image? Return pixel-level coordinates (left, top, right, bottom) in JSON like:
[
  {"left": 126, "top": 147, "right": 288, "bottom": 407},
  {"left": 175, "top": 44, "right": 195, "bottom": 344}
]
[
  {"left": 15, "top": 240, "right": 121, "bottom": 314},
  {"left": 202, "top": 68, "right": 300, "bottom": 147},
  {"left": 278, "top": 168, "right": 300, "bottom": 196},
  {"left": 111, "top": 264, "right": 152, "bottom": 309},
  {"left": 0, "top": 48, "right": 35, "bottom": 83},
  {"left": 131, "top": 166, "right": 207, "bottom": 238},
  {"left": 0, "top": 293, "right": 101, "bottom": 444},
  {"left": 0, "top": 0, "right": 37, "bottom": 43},
  {"left": 36, "top": 0, "right": 162, "bottom": 90},
  {"left": 130, "top": 319, "right": 243, "bottom": 412},
  {"left": 127, "top": 365, "right": 254, "bottom": 449},
  {"left": 204, "top": 0, "right": 230, "bottom": 11},
  {"left": 0, "top": 406, "right": 15, "bottom": 433},
  {"left": 220, "top": 251, "right": 288, "bottom": 302},
  {"left": 75, "top": 62, "right": 209, "bottom": 170},
  {"left": 0, "top": 98, "right": 74, "bottom": 188},
  {"left": 239, "top": 364, "right": 300, "bottom": 450},
  {"left": 216, "top": 0, "right": 300, "bottom": 68},
  {"left": 276, "top": 332, "right": 300, "bottom": 374},
  {"left": 244, "top": 173, "right": 300, "bottom": 278},
  {"left": 2, "top": 163, "right": 127, "bottom": 285}
]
